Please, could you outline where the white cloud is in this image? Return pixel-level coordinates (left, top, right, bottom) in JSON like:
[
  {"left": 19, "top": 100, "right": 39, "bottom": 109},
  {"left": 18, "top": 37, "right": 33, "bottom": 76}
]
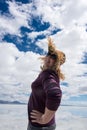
[
  {"left": 0, "top": 104, "right": 87, "bottom": 130},
  {"left": 0, "top": 0, "right": 87, "bottom": 102},
  {"left": 34, "top": 0, "right": 87, "bottom": 28},
  {"left": 56, "top": 106, "right": 87, "bottom": 130},
  {"left": 0, "top": 42, "right": 41, "bottom": 102},
  {"left": 31, "top": 0, "right": 87, "bottom": 100},
  {"left": 0, "top": 1, "right": 32, "bottom": 38}
]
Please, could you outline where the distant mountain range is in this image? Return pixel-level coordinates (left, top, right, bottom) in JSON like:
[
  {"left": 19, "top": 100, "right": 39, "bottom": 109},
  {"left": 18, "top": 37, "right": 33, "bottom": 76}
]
[
  {"left": 0, "top": 100, "right": 26, "bottom": 105},
  {"left": 0, "top": 100, "right": 87, "bottom": 107}
]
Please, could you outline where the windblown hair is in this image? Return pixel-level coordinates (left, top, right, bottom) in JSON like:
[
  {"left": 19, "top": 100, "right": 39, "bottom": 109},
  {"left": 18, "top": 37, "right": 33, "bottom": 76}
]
[
  {"left": 40, "top": 37, "right": 66, "bottom": 80},
  {"left": 40, "top": 56, "right": 65, "bottom": 80}
]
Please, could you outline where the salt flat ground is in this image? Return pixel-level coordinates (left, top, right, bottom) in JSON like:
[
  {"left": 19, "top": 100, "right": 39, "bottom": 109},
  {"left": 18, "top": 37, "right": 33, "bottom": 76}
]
[{"left": 0, "top": 104, "right": 87, "bottom": 130}]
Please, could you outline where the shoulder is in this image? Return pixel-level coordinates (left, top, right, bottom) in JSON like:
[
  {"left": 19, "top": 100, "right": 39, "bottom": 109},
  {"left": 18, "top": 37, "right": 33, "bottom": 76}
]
[
  {"left": 40, "top": 69, "right": 59, "bottom": 83},
  {"left": 40, "top": 69, "right": 55, "bottom": 77}
]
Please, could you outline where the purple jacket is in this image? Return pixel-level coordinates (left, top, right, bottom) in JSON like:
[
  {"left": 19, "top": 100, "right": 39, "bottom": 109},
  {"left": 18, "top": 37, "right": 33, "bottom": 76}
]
[{"left": 28, "top": 69, "right": 62, "bottom": 127}]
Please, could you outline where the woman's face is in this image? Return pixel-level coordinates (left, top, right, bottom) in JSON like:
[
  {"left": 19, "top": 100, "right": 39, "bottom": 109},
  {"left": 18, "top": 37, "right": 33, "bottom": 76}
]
[{"left": 44, "top": 55, "right": 56, "bottom": 69}]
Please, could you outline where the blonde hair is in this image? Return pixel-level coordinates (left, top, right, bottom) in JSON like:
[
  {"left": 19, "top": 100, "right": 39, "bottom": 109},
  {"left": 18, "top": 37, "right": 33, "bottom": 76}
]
[
  {"left": 39, "top": 37, "right": 66, "bottom": 80},
  {"left": 39, "top": 56, "right": 65, "bottom": 80}
]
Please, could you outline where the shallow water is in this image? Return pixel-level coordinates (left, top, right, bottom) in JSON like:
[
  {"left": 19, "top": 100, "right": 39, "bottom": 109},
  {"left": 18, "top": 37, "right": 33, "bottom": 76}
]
[{"left": 0, "top": 104, "right": 87, "bottom": 130}]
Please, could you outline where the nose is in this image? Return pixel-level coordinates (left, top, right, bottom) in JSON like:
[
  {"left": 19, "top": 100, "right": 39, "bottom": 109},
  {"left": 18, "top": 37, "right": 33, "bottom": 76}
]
[{"left": 46, "top": 56, "right": 50, "bottom": 61}]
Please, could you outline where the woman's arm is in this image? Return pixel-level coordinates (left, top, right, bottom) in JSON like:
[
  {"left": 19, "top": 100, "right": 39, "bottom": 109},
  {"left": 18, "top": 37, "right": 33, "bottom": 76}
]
[{"left": 30, "top": 107, "right": 56, "bottom": 124}]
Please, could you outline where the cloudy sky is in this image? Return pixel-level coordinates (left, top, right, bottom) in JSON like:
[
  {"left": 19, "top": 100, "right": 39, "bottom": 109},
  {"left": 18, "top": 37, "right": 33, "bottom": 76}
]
[{"left": 0, "top": 0, "right": 87, "bottom": 105}]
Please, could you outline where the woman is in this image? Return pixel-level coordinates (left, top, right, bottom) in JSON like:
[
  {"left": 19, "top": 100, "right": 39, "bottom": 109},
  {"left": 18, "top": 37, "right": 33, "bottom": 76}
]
[{"left": 27, "top": 38, "right": 66, "bottom": 130}]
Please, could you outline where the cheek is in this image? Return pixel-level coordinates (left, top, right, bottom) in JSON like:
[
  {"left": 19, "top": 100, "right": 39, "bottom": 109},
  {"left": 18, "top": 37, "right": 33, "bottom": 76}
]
[{"left": 50, "top": 59, "right": 55, "bottom": 64}]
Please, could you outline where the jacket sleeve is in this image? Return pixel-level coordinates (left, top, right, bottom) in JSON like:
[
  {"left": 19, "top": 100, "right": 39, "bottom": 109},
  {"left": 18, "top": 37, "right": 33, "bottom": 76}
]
[{"left": 42, "top": 73, "right": 62, "bottom": 111}]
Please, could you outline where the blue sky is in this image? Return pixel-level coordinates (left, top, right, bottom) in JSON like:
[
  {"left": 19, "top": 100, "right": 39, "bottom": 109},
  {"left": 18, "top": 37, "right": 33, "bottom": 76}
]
[{"left": 0, "top": 0, "right": 87, "bottom": 105}]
